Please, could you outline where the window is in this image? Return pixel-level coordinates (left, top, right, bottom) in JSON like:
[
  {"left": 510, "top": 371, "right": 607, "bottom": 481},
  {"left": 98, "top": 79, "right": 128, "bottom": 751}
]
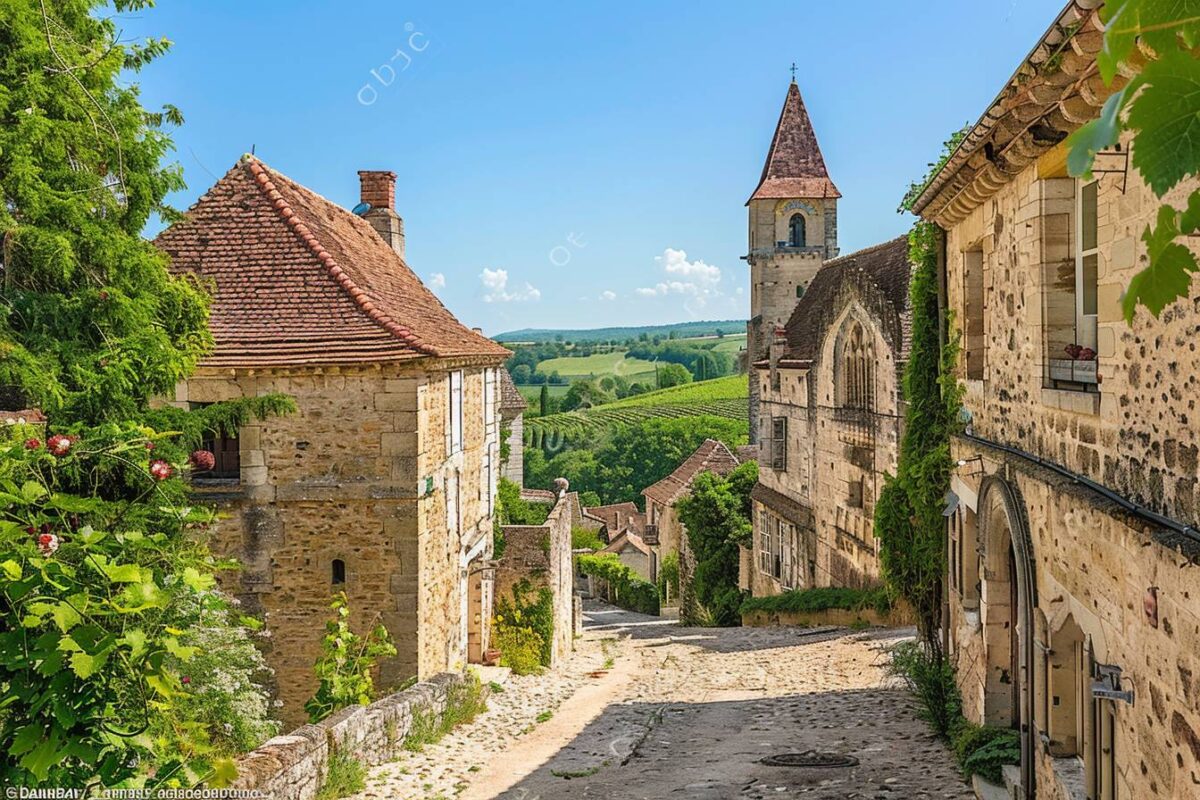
[
  {"left": 788, "top": 213, "right": 806, "bottom": 247},
  {"left": 779, "top": 521, "right": 796, "bottom": 588},
  {"left": 949, "top": 508, "right": 980, "bottom": 609},
  {"left": 758, "top": 510, "right": 773, "bottom": 574},
  {"left": 448, "top": 370, "right": 463, "bottom": 455},
  {"left": 847, "top": 478, "right": 864, "bottom": 509},
  {"left": 331, "top": 559, "right": 346, "bottom": 585},
  {"left": 839, "top": 322, "right": 876, "bottom": 410},
  {"left": 963, "top": 248, "right": 985, "bottom": 380},
  {"left": 771, "top": 417, "right": 787, "bottom": 471},
  {"left": 1076, "top": 180, "right": 1099, "bottom": 351},
  {"left": 191, "top": 403, "right": 240, "bottom": 480}
]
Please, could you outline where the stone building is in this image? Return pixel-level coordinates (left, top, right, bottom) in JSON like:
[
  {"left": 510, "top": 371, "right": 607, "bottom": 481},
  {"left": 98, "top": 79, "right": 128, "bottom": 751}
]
[
  {"left": 599, "top": 528, "right": 653, "bottom": 583},
  {"left": 746, "top": 237, "right": 912, "bottom": 597},
  {"left": 643, "top": 439, "right": 743, "bottom": 616},
  {"left": 910, "top": 3, "right": 1200, "bottom": 798},
  {"left": 746, "top": 80, "right": 840, "bottom": 443},
  {"left": 498, "top": 369, "right": 527, "bottom": 486},
  {"left": 156, "top": 157, "right": 510, "bottom": 724}
]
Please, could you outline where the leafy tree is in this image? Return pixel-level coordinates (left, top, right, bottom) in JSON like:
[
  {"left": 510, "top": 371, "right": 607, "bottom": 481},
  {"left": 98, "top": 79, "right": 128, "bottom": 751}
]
[
  {"left": 538, "top": 385, "right": 550, "bottom": 417},
  {"left": 657, "top": 363, "right": 692, "bottom": 389},
  {"left": 1066, "top": 1, "right": 1200, "bottom": 317},
  {"left": 874, "top": 222, "right": 962, "bottom": 650},
  {"left": 510, "top": 364, "right": 532, "bottom": 384},
  {"left": 560, "top": 379, "right": 613, "bottom": 412},
  {"left": 676, "top": 461, "right": 757, "bottom": 626},
  {"left": 577, "top": 490, "right": 602, "bottom": 508},
  {"left": 0, "top": 0, "right": 212, "bottom": 424},
  {"left": 305, "top": 593, "right": 396, "bottom": 723}
]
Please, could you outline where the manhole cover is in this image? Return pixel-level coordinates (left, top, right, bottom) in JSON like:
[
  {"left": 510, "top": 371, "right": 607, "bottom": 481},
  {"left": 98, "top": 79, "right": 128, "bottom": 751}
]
[{"left": 760, "top": 751, "right": 859, "bottom": 768}]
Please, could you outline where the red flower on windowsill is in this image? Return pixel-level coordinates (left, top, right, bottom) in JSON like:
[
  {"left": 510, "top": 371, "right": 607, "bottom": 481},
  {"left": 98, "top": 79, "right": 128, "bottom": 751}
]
[{"left": 189, "top": 450, "right": 216, "bottom": 472}]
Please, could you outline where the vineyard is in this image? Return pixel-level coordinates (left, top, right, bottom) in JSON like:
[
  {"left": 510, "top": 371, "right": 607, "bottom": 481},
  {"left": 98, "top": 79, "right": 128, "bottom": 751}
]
[{"left": 524, "top": 375, "right": 748, "bottom": 450}]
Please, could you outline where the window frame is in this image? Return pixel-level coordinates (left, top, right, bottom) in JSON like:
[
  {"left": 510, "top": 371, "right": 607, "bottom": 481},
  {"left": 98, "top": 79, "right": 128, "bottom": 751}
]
[
  {"left": 448, "top": 370, "right": 464, "bottom": 456},
  {"left": 1075, "top": 179, "right": 1099, "bottom": 351},
  {"left": 771, "top": 416, "right": 787, "bottom": 471}
]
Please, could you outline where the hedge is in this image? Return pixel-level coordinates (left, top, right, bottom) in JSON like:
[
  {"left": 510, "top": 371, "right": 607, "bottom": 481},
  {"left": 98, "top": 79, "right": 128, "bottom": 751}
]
[
  {"left": 577, "top": 553, "right": 660, "bottom": 615},
  {"left": 740, "top": 586, "right": 892, "bottom": 616}
]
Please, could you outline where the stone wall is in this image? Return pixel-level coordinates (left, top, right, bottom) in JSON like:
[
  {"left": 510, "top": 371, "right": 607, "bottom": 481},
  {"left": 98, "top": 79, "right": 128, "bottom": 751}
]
[
  {"left": 493, "top": 492, "right": 574, "bottom": 665},
  {"left": 501, "top": 412, "right": 524, "bottom": 486},
  {"left": 227, "top": 672, "right": 469, "bottom": 800},
  {"left": 179, "top": 361, "right": 500, "bottom": 726},
  {"left": 940, "top": 137, "right": 1200, "bottom": 799}
]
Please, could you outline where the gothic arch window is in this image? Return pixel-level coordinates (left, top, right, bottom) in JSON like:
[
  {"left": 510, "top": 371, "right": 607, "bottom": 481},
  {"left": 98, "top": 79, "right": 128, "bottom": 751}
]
[
  {"left": 837, "top": 321, "right": 876, "bottom": 411},
  {"left": 331, "top": 558, "right": 346, "bottom": 585},
  {"left": 788, "top": 213, "right": 807, "bottom": 247}
]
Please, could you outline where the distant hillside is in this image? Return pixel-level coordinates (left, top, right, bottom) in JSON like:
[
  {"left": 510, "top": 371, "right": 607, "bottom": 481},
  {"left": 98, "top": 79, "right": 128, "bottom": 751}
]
[{"left": 494, "top": 320, "right": 746, "bottom": 344}]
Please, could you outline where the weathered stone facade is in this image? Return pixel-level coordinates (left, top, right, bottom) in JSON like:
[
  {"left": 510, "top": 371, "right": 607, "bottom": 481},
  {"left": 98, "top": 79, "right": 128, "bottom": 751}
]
[
  {"left": 748, "top": 238, "right": 910, "bottom": 598},
  {"left": 493, "top": 490, "right": 575, "bottom": 666},
  {"left": 158, "top": 159, "right": 509, "bottom": 725},
  {"left": 912, "top": 4, "right": 1200, "bottom": 798}
]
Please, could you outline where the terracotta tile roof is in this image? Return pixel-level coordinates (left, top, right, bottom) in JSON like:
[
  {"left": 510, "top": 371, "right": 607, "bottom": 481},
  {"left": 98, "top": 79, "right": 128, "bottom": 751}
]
[
  {"left": 601, "top": 529, "right": 652, "bottom": 557},
  {"left": 783, "top": 236, "right": 913, "bottom": 363},
  {"left": 735, "top": 444, "right": 759, "bottom": 464},
  {"left": 520, "top": 488, "right": 557, "bottom": 503},
  {"left": 642, "top": 439, "right": 742, "bottom": 508},
  {"left": 583, "top": 502, "right": 642, "bottom": 534},
  {"left": 749, "top": 82, "right": 840, "bottom": 203},
  {"left": 156, "top": 157, "right": 510, "bottom": 368},
  {"left": 499, "top": 369, "right": 528, "bottom": 413}
]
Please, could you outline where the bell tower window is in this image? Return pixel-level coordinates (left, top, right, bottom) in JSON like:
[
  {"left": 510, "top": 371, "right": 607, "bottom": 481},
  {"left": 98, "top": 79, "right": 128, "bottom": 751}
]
[{"left": 788, "top": 214, "right": 807, "bottom": 247}]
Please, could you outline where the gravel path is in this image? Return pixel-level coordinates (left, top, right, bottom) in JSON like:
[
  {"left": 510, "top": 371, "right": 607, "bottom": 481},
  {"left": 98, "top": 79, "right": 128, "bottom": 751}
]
[{"left": 352, "top": 603, "right": 972, "bottom": 800}]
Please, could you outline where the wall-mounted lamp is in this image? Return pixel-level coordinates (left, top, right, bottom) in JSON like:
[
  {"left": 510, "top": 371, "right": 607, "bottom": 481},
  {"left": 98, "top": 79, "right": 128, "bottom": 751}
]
[
  {"left": 1092, "top": 662, "right": 1135, "bottom": 705},
  {"left": 955, "top": 455, "right": 984, "bottom": 476}
]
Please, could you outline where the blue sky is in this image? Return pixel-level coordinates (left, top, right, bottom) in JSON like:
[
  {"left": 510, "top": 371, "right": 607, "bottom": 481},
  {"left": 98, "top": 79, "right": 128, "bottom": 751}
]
[{"left": 124, "top": 1, "right": 1057, "bottom": 335}]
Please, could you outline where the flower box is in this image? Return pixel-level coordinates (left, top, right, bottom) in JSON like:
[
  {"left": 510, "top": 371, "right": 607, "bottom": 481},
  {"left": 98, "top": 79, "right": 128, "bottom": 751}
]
[{"left": 1048, "top": 358, "right": 1098, "bottom": 385}]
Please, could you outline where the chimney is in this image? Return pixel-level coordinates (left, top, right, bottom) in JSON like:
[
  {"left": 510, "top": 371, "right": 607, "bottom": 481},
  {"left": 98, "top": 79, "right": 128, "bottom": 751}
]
[{"left": 357, "top": 170, "right": 405, "bottom": 258}]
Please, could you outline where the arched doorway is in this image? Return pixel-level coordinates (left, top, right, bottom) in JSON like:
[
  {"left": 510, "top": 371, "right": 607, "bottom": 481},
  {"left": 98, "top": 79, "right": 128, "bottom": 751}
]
[{"left": 979, "top": 477, "right": 1037, "bottom": 798}]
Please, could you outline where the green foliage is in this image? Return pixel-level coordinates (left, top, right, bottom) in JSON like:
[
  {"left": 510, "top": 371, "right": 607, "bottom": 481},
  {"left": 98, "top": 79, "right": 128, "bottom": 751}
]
[
  {"left": 888, "top": 641, "right": 962, "bottom": 740},
  {"left": 0, "top": 424, "right": 255, "bottom": 787},
  {"left": 656, "top": 362, "right": 693, "bottom": 389},
  {"left": 493, "top": 580, "right": 554, "bottom": 673},
  {"left": 953, "top": 723, "right": 1022, "bottom": 784},
  {"left": 315, "top": 750, "right": 366, "bottom": 800},
  {"left": 1067, "top": 1, "right": 1200, "bottom": 317},
  {"left": 657, "top": 551, "right": 680, "bottom": 601},
  {"left": 740, "top": 586, "right": 891, "bottom": 616},
  {"left": 493, "top": 478, "right": 551, "bottom": 559},
  {"left": 560, "top": 379, "right": 615, "bottom": 412},
  {"left": 304, "top": 593, "right": 397, "bottom": 723},
  {"left": 578, "top": 490, "right": 602, "bottom": 507},
  {"left": 402, "top": 673, "right": 487, "bottom": 752},
  {"left": 571, "top": 526, "right": 605, "bottom": 552},
  {"left": 576, "top": 553, "right": 660, "bottom": 615},
  {"left": 674, "top": 460, "right": 757, "bottom": 626},
  {"left": 0, "top": 0, "right": 213, "bottom": 424},
  {"left": 875, "top": 223, "right": 962, "bottom": 649}
]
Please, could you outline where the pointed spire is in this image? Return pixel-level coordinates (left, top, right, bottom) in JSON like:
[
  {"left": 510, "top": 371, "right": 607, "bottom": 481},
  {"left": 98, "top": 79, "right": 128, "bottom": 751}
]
[{"left": 749, "top": 82, "right": 839, "bottom": 202}]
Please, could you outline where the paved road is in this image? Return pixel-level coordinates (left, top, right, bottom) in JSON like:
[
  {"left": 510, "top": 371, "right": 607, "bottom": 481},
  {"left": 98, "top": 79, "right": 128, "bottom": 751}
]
[{"left": 494, "top": 604, "right": 973, "bottom": 800}]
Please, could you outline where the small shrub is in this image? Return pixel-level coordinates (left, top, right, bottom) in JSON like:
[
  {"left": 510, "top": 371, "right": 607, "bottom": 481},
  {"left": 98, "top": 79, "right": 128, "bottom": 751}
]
[
  {"left": 403, "top": 673, "right": 487, "bottom": 751},
  {"left": 953, "top": 723, "right": 1021, "bottom": 784},
  {"left": 316, "top": 750, "right": 366, "bottom": 800},
  {"left": 739, "top": 586, "right": 892, "bottom": 616},
  {"left": 305, "top": 592, "right": 397, "bottom": 723},
  {"left": 493, "top": 579, "right": 555, "bottom": 670},
  {"left": 492, "top": 624, "right": 545, "bottom": 676},
  {"left": 536, "top": 710, "right": 553, "bottom": 723},
  {"left": 888, "top": 640, "right": 961, "bottom": 739},
  {"left": 577, "top": 552, "right": 660, "bottom": 615},
  {"left": 657, "top": 551, "right": 680, "bottom": 600},
  {"left": 571, "top": 526, "right": 605, "bottom": 551}
]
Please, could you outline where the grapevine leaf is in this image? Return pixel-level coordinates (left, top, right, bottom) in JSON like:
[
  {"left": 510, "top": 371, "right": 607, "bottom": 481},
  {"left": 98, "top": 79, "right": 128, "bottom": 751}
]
[
  {"left": 1179, "top": 188, "right": 1200, "bottom": 233},
  {"left": 1127, "top": 49, "right": 1200, "bottom": 197},
  {"left": 1067, "top": 85, "right": 1133, "bottom": 178},
  {"left": 208, "top": 758, "right": 240, "bottom": 788},
  {"left": 102, "top": 562, "right": 144, "bottom": 583},
  {"left": 52, "top": 602, "right": 81, "bottom": 633},
  {"left": 0, "top": 559, "right": 21, "bottom": 580},
  {"left": 181, "top": 565, "right": 215, "bottom": 592},
  {"left": 9, "top": 724, "right": 42, "bottom": 756},
  {"left": 69, "top": 649, "right": 107, "bottom": 679},
  {"left": 19, "top": 731, "right": 62, "bottom": 781},
  {"left": 1125, "top": 205, "right": 1200, "bottom": 318},
  {"left": 1098, "top": 0, "right": 1138, "bottom": 84}
]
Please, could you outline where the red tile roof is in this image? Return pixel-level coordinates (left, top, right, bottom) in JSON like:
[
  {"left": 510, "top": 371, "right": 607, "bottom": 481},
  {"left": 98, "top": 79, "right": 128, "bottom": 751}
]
[
  {"left": 749, "top": 82, "right": 839, "bottom": 203},
  {"left": 156, "top": 157, "right": 510, "bottom": 368},
  {"left": 601, "top": 529, "right": 652, "bottom": 557},
  {"left": 499, "top": 369, "right": 528, "bottom": 413},
  {"left": 583, "top": 502, "right": 643, "bottom": 534},
  {"left": 642, "top": 439, "right": 743, "bottom": 507}
]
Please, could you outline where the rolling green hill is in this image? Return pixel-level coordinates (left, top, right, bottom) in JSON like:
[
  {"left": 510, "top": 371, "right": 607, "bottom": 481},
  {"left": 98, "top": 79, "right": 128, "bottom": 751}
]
[
  {"left": 533, "top": 351, "right": 659, "bottom": 383},
  {"left": 524, "top": 375, "right": 748, "bottom": 450},
  {"left": 495, "top": 320, "right": 746, "bottom": 344}
]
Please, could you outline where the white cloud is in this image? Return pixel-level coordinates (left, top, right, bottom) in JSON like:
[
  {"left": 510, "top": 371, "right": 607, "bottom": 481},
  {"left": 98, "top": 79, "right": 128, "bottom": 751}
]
[
  {"left": 429, "top": 272, "right": 446, "bottom": 290},
  {"left": 599, "top": 290, "right": 617, "bottom": 301},
  {"left": 480, "top": 268, "right": 541, "bottom": 303},
  {"left": 634, "top": 248, "right": 724, "bottom": 309}
]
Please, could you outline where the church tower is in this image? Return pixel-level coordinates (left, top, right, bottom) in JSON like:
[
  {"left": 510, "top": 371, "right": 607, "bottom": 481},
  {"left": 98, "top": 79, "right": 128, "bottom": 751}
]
[{"left": 746, "top": 79, "right": 839, "bottom": 442}]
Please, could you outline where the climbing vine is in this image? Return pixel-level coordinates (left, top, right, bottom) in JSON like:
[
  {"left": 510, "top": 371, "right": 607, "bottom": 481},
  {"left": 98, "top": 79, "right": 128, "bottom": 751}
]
[{"left": 874, "top": 222, "right": 963, "bottom": 650}]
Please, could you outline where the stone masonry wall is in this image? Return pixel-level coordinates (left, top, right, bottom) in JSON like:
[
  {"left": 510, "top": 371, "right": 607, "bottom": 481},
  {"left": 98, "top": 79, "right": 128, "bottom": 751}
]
[
  {"left": 228, "top": 672, "right": 469, "bottom": 800},
  {"left": 179, "top": 361, "right": 499, "bottom": 727},
  {"left": 493, "top": 492, "right": 574, "bottom": 665},
  {"left": 940, "top": 137, "right": 1200, "bottom": 799}
]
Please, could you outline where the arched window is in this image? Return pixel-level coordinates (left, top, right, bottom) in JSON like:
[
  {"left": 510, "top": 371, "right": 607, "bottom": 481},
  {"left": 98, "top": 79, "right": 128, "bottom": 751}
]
[
  {"left": 788, "top": 214, "right": 806, "bottom": 247},
  {"left": 331, "top": 558, "right": 346, "bottom": 585},
  {"left": 839, "top": 322, "right": 875, "bottom": 411}
]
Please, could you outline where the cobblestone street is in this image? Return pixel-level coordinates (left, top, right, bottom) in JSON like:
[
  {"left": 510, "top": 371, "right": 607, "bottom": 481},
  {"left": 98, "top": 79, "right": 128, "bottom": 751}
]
[{"left": 356, "top": 603, "right": 973, "bottom": 800}]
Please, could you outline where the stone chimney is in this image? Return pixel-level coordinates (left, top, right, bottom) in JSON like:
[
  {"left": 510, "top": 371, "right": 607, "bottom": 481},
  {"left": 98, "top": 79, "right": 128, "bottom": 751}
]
[{"left": 357, "top": 170, "right": 405, "bottom": 258}]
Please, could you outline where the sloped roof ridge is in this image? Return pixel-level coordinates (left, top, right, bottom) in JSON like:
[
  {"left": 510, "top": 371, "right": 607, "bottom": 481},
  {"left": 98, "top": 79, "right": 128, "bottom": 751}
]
[
  {"left": 242, "top": 156, "right": 438, "bottom": 357},
  {"left": 820, "top": 235, "right": 910, "bottom": 270}
]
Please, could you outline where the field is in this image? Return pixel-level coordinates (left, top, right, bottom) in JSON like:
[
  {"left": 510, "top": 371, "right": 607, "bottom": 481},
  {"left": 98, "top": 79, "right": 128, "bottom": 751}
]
[
  {"left": 516, "top": 384, "right": 571, "bottom": 405},
  {"left": 678, "top": 333, "right": 746, "bottom": 355},
  {"left": 523, "top": 375, "right": 748, "bottom": 450},
  {"left": 534, "top": 350, "right": 659, "bottom": 383},
  {"left": 494, "top": 319, "right": 746, "bottom": 344}
]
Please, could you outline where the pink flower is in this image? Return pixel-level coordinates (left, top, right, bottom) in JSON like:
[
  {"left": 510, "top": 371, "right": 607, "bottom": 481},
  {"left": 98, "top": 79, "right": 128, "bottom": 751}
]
[
  {"left": 1064, "top": 344, "right": 1083, "bottom": 359},
  {"left": 145, "top": 441, "right": 156, "bottom": 451},
  {"left": 37, "top": 533, "right": 59, "bottom": 556},
  {"left": 180, "top": 676, "right": 191, "bottom": 685},
  {"left": 1078, "top": 347, "right": 1096, "bottom": 361},
  {"left": 47, "top": 434, "right": 74, "bottom": 456},
  {"left": 189, "top": 450, "right": 216, "bottom": 472},
  {"left": 24, "top": 438, "right": 40, "bottom": 450},
  {"left": 149, "top": 460, "right": 173, "bottom": 481}
]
